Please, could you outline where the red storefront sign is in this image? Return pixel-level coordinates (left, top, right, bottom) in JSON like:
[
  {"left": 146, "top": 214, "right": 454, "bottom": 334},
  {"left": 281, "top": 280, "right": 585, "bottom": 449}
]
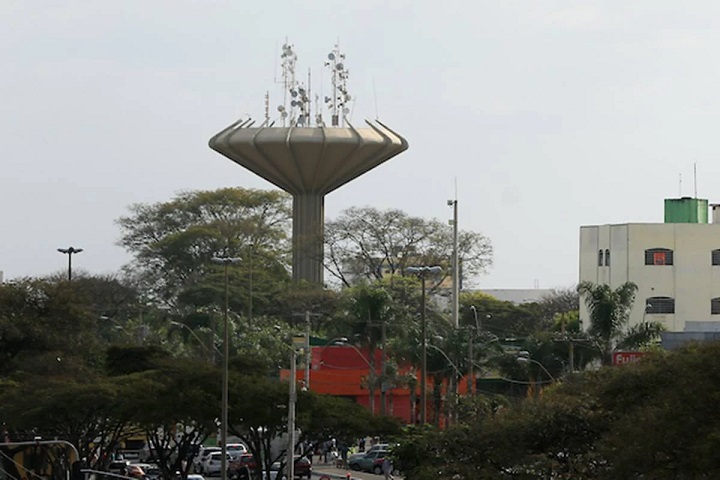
[{"left": 612, "top": 351, "right": 646, "bottom": 365}]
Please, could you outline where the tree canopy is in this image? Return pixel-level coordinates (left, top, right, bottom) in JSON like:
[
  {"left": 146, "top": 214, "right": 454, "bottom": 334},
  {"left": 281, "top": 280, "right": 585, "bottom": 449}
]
[
  {"left": 117, "top": 187, "right": 292, "bottom": 309},
  {"left": 324, "top": 206, "right": 493, "bottom": 288}
]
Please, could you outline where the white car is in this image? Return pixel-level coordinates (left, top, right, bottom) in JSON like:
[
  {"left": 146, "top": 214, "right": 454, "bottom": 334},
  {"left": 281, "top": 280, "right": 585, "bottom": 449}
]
[
  {"left": 194, "top": 447, "right": 221, "bottom": 473},
  {"left": 203, "top": 452, "right": 232, "bottom": 476},
  {"left": 226, "top": 443, "right": 248, "bottom": 459}
]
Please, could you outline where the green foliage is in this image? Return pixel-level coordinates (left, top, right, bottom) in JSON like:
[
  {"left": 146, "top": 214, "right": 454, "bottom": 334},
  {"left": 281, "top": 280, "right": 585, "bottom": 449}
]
[
  {"left": 117, "top": 187, "right": 292, "bottom": 310},
  {"left": 394, "top": 342, "right": 720, "bottom": 478},
  {"left": 105, "top": 345, "right": 172, "bottom": 376},
  {"left": 0, "top": 278, "right": 106, "bottom": 377},
  {"left": 578, "top": 281, "right": 663, "bottom": 365}
]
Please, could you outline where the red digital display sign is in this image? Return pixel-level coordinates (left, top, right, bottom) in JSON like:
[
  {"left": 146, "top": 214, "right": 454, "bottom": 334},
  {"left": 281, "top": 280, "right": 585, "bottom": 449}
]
[{"left": 612, "top": 351, "right": 646, "bottom": 365}]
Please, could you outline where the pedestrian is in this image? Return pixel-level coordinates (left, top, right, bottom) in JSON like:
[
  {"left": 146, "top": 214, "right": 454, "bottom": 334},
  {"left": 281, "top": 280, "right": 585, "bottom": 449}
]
[
  {"left": 381, "top": 458, "right": 394, "bottom": 480},
  {"left": 358, "top": 437, "right": 365, "bottom": 452}
]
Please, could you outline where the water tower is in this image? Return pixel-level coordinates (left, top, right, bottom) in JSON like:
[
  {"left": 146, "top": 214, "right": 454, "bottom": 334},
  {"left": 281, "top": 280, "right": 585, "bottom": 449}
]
[{"left": 209, "top": 43, "right": 408, "bottom": 284}]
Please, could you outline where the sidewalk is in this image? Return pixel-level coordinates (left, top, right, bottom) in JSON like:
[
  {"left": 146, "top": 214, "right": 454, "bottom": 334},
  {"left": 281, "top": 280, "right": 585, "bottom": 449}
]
[{"left": 312, "top": 464, "right": 397, "bottom": 480}]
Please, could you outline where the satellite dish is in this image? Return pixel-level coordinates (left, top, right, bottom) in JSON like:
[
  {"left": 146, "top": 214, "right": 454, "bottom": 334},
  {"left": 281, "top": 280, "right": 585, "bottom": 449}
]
[
  {"left": 336, "top": 63, "right": 344, "bottom": 71},
  {"left": 291, "top": 100, "right": 298, "bottom": 107},
  {"left": 342, "top": 107, "right": 350, "bottom": 114},
  {"left": 298, "top": 87, "right": 306, "bottom": 95},
  {"left": 277, "top": 105, "right": 285, "bottom": 112},
  {"left": 345, "top": 94, "right": 352, "bottom": 101},
  {"left": 290, "top": 90, "right": 298, "bottom": 97},
  {"left": 280, "top": 111, "right": 288, "bottom": 118},
  {"left": 328, "top": 53, "right": 335, "bottom": 60}
]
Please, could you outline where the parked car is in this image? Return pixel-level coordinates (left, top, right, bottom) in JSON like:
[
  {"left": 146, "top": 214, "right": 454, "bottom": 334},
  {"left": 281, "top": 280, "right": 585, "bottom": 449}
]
[
  {"left": 130, "top": 463, "right": 160, "bottom": 480},
  {"left": 107, "top": 460, "right": 131, "bottom": 475},
  {"left": 348, "top": 450, "right": 388, "bottom": 474},
  {"left": 194, "top": 447, "right": 221, "bottom": 473},
  {"left": 226, "top": 443, "right": 248, "bottom": 459},
  {"left": 347, "top": 444, "right": 388, "bottom": 465},
  {"left": 187, "top": 475, "right": 205, "bottom": 480},
  {"left": 202, "top": 452, "right": 232, "bottom": 476},
  {"left": 267, "top": 456, "right": 312, "bottom": 480},
  {"left": 229, "top": 454, "right": 257, "bottom": 479}
]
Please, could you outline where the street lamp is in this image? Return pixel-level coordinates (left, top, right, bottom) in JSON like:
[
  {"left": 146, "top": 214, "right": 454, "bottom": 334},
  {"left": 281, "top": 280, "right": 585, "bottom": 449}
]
[
  {"left": 517, "top": 352, "right": 556, "bottom": 383},
  {"left": 407, "top": 265, "right": 442, "bottom": 425},
  {"left": 57, "top": 247, "right": 83, "bottom": 281},
  {"left": 210, "top": 256, "right": 241, "bottom": 480},
  {"left": 318, "top": 338, "right": 380, "bottom": 413},
  {"left": 427, "top": 343, "right": 463, "bottom": 378},
  {"left": 447, "top": 199, "right": 459, "bottom": 329}
]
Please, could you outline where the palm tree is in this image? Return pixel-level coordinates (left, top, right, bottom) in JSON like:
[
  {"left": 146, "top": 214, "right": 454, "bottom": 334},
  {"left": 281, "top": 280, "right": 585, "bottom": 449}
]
[{"left": 577, "top": 281, "right": 663, "bottom": 366}]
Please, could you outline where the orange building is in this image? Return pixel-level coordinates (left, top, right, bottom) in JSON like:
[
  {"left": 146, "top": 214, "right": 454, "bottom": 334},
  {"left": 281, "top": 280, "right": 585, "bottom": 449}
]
[{"left": 281, "top": 344, "right": 470, "bottom": 424}]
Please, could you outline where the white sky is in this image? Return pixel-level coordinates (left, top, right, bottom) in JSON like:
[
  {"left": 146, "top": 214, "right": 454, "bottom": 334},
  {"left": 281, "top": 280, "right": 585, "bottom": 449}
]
[{"left": 3, "top": 1, "right": 720, "bottom": 289}]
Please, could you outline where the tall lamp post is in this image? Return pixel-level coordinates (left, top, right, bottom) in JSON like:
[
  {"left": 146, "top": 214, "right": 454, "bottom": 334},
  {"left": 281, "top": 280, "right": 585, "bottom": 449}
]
[
  {"left": 407, "top": 265, "right": 442, "bottom": 425},
  {"left": 447, "top": 199, "right": 459, "bottom": 329},
  {"left": 517, "top": 351, "right": 556, "bottom": 383},
  {"left": 57, "top": 247, "right": 83, "bottom": 281},
  {"left": 211, "top": 256, "right": 241, "bottom": 480}
]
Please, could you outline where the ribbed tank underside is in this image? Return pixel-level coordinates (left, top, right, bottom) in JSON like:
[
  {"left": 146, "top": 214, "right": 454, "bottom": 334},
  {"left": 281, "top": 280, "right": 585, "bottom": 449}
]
[{"left": 208, "top": 120, "right": 408, "bottom": 284}]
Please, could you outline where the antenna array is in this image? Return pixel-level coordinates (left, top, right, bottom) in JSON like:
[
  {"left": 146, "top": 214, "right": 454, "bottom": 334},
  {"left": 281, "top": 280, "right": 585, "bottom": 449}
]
[
  {"left": 275, "top": 41, "right": 352, "bottom": 128},
  {"left": 324, "top": 43, "right": 351, "bottom": 127}
]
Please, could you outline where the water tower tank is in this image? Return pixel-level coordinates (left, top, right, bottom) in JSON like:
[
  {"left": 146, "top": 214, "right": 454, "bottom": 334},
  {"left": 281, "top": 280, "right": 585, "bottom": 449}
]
[{"left": 209, "top": 44, "right": 408, "bottom": 284}]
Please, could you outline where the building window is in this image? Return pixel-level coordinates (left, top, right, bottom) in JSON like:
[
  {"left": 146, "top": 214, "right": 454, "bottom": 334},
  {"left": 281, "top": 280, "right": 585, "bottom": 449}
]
[
  {"left": 712, "top": 298, "right": 720, "bottom": 315},
  {"left": 598, "top": 249, "right": 604, "bottom": 266},
  {"left": 712, "top": 249, "right": 720, "bottom": 266},
  {"left": 605, "top": 249, "right": 610, "bottom": 266},
  {"left": 646, "top": 296, "right": 675, "bottom": 314},
  {"left": 645, "top": 248, "right": 674, "bottom": 266}
]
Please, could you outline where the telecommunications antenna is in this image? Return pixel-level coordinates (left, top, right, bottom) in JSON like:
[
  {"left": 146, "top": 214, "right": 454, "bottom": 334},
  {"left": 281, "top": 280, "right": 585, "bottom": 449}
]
[
  {"left": 278, "top": 41, "right": 298, "bottom": 127},
  {"left": 324, "top": 42, "right": 351, "bottom": 127}
]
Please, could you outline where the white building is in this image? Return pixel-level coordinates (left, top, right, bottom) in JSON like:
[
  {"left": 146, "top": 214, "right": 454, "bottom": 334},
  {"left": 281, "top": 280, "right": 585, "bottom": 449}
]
[{"left": 579, "top": 197, "right": 720, "bottom": 334}]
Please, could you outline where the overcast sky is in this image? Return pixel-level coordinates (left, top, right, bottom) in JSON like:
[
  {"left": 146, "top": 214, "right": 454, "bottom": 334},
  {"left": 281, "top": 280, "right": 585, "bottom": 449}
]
[{"left": 3, "top": 1, "right": 720, "bottom": 289}]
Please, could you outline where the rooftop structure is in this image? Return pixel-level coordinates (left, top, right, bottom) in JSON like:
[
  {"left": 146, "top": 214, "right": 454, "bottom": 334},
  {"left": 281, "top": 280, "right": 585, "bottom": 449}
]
[{"left": 209, "top": 43, "right": 408, "bottom": 284}]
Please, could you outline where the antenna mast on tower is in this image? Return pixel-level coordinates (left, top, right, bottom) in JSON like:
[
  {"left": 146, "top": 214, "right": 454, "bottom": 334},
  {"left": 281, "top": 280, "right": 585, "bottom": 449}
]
[{"left": 325, "top": 43, "right": 350, "bottom": 127}]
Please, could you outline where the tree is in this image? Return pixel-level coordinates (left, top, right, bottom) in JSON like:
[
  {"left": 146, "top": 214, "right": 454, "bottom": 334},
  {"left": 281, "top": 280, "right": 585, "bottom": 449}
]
[
  {"left": 577, "top": 281, "right": 663, "bottom": 366},
  {"left": 392, "top": 343, "right": 720, "bottom": 478},
  {"left": 535, "top": 287, "right": 579, "bottom": 329},
  {"left": 119, "top": 360, "right": 220, "bottom": 480},
  {"left": 0, "top": 278, "right": 106, "bottom": 377},
  {"left": 0, "top": 375, "right": 135, "bottom": 471},
  {"left": 117, "top": 187, "right": 292, "bottom": 310},
  {"left": 324, "top": 206, "right": 492, "bottom": 288}
]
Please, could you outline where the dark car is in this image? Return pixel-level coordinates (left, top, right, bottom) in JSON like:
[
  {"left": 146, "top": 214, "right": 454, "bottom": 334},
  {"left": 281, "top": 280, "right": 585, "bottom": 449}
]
[
  {"left": 269, "top": 455, "right": 312, "bottom": 480},
  {"left": 229, "top": 454, "right": 257, "bottom": 480},
  {"left": 293, "top": 455, "right": 312, "bottom": 479},
  {"left": 348, "top": 450, "right": 388, "bottom": 474}
]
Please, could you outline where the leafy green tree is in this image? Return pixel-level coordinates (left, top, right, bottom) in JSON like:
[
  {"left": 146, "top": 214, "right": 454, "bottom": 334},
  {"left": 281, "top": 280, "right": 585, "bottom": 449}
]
[
  {"left": 394, "top": 342, "right": 720, "bottom": 479},
  {"left": 117, "top": 187, "right": 292, "bottom": 310},
  {"left": 324, "top": 206, "right": 492, "bottom": 288},
  {"left": 578, "top": 281, "right": 663, "bottom": 366},
  {"left": 0, "top": 375, "right": 134, "bottom": 470},
  {"left": 118, "top": 360, "right": 220, "bottom": 480},
  {"left": 0, "top": 278, "right": 105, "bottom": 377}
]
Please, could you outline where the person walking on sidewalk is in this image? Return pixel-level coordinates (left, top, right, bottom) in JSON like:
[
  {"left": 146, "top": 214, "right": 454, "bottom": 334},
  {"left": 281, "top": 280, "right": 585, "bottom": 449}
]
[{"left": 382, "top": 458, "right": 394, "bottom": 480}]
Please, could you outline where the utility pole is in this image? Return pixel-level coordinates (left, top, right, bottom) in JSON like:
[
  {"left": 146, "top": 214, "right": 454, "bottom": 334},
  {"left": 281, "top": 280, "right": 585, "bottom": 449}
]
[
  {"left": 292, "top": 311, "right": 320, "bottom": 390},
  {"left": 304, "top": 311, "right": 311, "bottom": 388},
  {"left": 467, "top": 331, "right": 474, "bottom": 395},
  {"left": 380, "top": 317, "right": 387, "bottom": 416},
  {"left": 287, "top": 343, "right": 297, "bottom": 480}
]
